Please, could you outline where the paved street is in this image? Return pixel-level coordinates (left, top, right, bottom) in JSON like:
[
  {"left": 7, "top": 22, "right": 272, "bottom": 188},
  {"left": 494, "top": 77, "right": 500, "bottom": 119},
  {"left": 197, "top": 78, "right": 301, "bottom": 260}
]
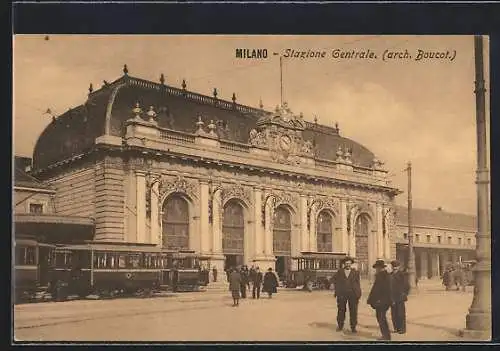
[{"left": 14, "top": 280, "right": 475, "bottom": 342}]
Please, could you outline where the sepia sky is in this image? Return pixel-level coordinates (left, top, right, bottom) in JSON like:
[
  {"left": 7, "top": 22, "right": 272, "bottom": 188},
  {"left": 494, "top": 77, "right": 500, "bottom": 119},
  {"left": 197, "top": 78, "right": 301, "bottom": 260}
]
[{"left": 13, "top": 35, "right": 490, "bottom": 215}]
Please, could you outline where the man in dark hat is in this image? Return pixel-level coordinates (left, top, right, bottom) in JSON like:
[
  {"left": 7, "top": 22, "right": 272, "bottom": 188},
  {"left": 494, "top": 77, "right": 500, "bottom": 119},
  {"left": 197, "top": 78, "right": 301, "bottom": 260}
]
[
  {"left": 332, "top": 256, "right": 362, "bottom": 333},
  {"left": 367, "top": 259, "right": 393, "bottom": 341},
  {"left": 390, "top": 260, "right": 410, "bottom": 334}
]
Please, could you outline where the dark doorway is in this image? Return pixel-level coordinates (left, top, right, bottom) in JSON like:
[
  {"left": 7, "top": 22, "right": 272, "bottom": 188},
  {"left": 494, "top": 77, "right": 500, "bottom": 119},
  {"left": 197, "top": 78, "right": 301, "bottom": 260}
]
[
  {"left": 275, "top": 256, "right": 291, "bottom": 280},
  {"left": 38, "top": 247, "right": 51, "bottom": 286},
  {"left": 224, "top": 255, "right": 243, "bottom": 271}
]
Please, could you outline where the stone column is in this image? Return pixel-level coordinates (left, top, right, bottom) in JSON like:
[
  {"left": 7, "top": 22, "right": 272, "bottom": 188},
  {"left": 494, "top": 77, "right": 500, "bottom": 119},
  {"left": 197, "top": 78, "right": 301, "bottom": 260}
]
[
  {"left": 150, "top": 180, "right": 160, "bottom": 245},
  {"left": 254, "top": 188, "right": 263, "bottom": 258},
  {"left": 199, "top": 181, "right": 210, "bottom": 254},
  {"left": 210, "top": 188, "right": 225, "bottom": 282},
  {"left": 349, "top": 208, "right": 356, "bottom": 258},
  {"left": 300, "top": 195, "right": 309, "bottom": 252},
  {"left": 431, "top": 251, "right": 439, "bottom": 279},
  {"left": 136, "top": 171, "right": 147, "bottom": 244},
  {"left": 420, "top": 250, "right": 428, "bottom": 279},
  {"left": 436, "top": 252, "right": 441, "bottom": 277},
  {"left": 309, "top": 203, "right": 317, "bottom": 252},
  {"left": 384, "top": 211, "right": 392, "bottom": 260},
  {"left": 341, "top": 200, "right": 349, "bottom": 254},
  {"left": 376, "top": 204, "right": 384, "bottom": 258},
  {"left": 264, "top": 196, "right": 274, "bottom": 256}
]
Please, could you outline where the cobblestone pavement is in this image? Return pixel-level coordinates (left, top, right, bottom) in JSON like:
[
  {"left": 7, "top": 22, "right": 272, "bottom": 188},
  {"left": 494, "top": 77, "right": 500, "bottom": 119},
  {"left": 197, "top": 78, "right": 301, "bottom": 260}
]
[{"left": 13, "top": 280, "right": 476, "bottom": 342}]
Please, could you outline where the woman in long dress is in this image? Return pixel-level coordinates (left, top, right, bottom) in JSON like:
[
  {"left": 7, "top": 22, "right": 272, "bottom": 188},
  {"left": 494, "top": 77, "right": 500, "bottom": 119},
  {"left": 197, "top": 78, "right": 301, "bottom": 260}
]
[{"left": 229, "top": 268, "right": 242, "bottom": 306}]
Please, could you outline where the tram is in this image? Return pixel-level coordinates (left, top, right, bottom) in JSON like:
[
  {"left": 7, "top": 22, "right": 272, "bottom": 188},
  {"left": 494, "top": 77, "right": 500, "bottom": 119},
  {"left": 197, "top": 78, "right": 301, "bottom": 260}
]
[
  {"left": 14, "top": 236, "right": 54, "bottom": 302},
  {"left": 285, "top": 252, "right": 347, "bottom": 291},
  {"left": 48, "top": 242, "right": 164, "bottom": 300},
  {"left": 170, "top": 250, "right": 203, "bottom": 292}
]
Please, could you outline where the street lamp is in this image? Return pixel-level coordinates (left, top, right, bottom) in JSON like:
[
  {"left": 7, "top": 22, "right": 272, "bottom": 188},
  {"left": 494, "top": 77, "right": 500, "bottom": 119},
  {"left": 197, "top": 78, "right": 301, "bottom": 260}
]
[{"left": 461, "top": 35, "right": 491, "bottom": 340}]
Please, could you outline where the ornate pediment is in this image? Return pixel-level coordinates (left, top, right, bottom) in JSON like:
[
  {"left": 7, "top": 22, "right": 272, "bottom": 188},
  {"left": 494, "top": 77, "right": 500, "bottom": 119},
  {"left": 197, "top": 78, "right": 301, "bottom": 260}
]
[{"left": 249, "top": 102, "right": 314, "bottom": 165}]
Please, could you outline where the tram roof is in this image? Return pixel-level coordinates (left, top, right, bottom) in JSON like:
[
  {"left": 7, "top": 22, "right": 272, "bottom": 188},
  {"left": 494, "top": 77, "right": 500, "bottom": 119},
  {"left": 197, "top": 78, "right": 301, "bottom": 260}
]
[
  {"left": 294, "top": 252, "right": 347, "bottom": 260},
  {"left": 55, "top": 242, "right": 163, "bottom": 253}
]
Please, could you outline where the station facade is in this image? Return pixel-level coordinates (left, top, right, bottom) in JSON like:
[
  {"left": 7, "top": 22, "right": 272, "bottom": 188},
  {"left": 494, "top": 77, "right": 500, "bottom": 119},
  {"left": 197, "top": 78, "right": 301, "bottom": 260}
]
[{"left": 29, "top": 67, "right": 401, "bottom": 278}]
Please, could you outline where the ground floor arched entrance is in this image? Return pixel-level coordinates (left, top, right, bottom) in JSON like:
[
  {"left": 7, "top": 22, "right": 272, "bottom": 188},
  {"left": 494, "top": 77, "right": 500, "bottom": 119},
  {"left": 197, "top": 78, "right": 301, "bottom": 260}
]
[
  {"left": 273, "top": 205, "right": 292, "bottom": 280},
  {"left": 222, "top": 199, "right": 245, "bottom": 271},
  {"left": 354, "top": 213, "right": 370, "bottom": 276}
]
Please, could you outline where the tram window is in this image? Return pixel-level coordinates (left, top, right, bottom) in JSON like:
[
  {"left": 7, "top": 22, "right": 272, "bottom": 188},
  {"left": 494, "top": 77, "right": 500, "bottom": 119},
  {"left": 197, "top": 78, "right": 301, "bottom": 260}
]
[
  {"left": 128, "top": 254, "right": 141, "bottom": 268},
  {"left": 95, "top": 253, "right": 107, "bottom": 269},
  {"left": 106, "top": 254, "right": 115, "bottom": 268},
  {"left": 118, "top": 255, "right": 126, "bottom": 268},
  {"left": 15, "top": 247, "right": 33, "bottom": 265}
]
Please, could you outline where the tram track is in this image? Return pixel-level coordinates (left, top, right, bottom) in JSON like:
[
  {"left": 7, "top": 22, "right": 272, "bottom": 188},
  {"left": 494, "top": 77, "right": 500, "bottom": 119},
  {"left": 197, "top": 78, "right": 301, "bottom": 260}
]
[{"left": 15, "top": 298, "right": 220, "bottom": 330}]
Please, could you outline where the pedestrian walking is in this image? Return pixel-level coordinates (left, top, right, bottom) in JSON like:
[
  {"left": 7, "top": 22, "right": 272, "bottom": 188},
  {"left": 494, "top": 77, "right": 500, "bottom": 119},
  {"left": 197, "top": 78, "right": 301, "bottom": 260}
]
[
  {"left": 229, "top": 267, "right": 242, "bottom": 307},
  {"left": 367, "top": 259, "right": 393, "bottom": 341},
  {"left": 390, "top": 260, "right": 410, "bottom": 334},
  {"left": 240, "top": 267, "right": 248, "bottom": 298},
  {"left": 262, "top": 267, "right": 278, "bottom": 298},
  {"left": 332, "top": 256, "right": 361, "bottom": 333},
  {"left": 212, "top": 266, "right": 218, "bottom": 282},
  {"left": 252, "top": 267, "right": 263, "bottom": 299}
]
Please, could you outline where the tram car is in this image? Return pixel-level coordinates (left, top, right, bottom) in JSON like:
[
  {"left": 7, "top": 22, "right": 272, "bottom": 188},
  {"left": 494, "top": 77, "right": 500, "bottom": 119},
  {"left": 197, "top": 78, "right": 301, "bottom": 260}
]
[
  {"left": 14, "top": 236, "right": 54, "bottom": 302},
  {"left": 48, "top": 242, "right": 163, "bottom": 300},
  {"left": 285, "top": 252, "right": 347, "bottom": 291},
  {"left": 170, "top": 250, "right": 203, "bottom": 292}
]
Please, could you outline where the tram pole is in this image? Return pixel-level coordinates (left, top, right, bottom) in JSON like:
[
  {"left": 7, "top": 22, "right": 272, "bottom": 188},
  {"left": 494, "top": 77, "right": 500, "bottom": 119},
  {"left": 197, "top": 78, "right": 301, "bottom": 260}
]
[
  {"left": 461, "top": 34, "right": 491, "bottom": 340},
  {"left": 406, "top": 161, "right": 417, "bottom": 290}
]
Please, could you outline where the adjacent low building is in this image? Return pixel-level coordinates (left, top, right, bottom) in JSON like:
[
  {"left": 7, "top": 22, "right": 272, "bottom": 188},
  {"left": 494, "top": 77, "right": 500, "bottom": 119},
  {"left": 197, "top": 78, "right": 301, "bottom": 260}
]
[
  {"left": 13, "top": 156, "right": 94, "bottom": 245},
  {"left": 394, "top": 206, "right": 476, "bottom": 280}
]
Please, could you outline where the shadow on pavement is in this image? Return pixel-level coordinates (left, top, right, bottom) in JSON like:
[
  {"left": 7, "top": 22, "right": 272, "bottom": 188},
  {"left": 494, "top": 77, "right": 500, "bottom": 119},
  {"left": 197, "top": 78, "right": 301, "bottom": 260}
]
[{"left": 309, "top": 322, "right": 380, "bottom": 340}]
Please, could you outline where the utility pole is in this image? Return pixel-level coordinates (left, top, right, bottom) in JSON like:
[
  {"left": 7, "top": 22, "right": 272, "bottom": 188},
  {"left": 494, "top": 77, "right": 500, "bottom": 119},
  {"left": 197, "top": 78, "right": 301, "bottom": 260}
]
[
  {"left": 406, "top": 161, "right": 417, "bottom": 290},
  {"left": 462, "top": 34, "right": 491, "bottom": 340},
  {"left": 280, "top": 56, "right": 283, "bottom": 106}
]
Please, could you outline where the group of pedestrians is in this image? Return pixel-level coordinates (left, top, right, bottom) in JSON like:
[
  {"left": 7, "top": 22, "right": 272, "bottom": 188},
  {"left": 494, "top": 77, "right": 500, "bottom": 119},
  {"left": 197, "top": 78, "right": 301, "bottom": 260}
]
[
  {"left": 442, "top": 265, "right": 467, "bottom": 292},
  {"left": 228, "top": 266, "right": 279, "bottom": 307},
  {"left": 332, "top": 257, "right": 410, "bottom": 341}
]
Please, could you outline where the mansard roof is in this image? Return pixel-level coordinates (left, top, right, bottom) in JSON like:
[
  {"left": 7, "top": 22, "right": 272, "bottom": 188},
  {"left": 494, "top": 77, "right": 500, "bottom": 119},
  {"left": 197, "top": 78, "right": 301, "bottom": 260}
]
[
  {"left": 394, "top": 205, "right": 476, "bottom": 232},
  {"left": 32, "top": 72, "right": 375, "bottom": 171}
]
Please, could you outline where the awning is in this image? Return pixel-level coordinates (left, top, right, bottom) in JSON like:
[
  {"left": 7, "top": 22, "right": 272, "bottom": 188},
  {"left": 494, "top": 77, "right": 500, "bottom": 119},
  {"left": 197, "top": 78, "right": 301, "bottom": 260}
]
[
  {"left": 14, "top": 214, "right": 94, "bottom": 226},
  {"left": 14, "top": 214, "right": 95, "bottom": 244}
]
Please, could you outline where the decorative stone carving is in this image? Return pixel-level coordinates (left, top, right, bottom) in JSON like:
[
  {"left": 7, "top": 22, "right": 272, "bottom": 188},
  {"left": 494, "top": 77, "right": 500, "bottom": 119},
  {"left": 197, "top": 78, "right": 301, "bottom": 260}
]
[
  {"left": 301, "top": 140, "right": 314, "bottom": 156},
  {"left": 265, "top": 190, "right": 298, "bottom": 211},
  {"left": 159, "top": 174, "right": 198, "bottom": 200},
  {"left": 249, "top": 128, "right": 267, "bottom": 147},
  {"left": 221, "top": 183, "right": 251, "bottom": 206},
  {"left": 312, "top": 196, "right": 340, "bottom": 216}
]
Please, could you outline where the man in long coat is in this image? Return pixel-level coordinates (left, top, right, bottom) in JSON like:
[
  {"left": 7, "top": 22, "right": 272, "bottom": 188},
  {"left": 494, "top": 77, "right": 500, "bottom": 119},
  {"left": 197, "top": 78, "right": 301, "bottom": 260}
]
[
  {"left": 367, "top": 259, "right": 393, "bottom": 341},
  {"left": 262, "top": 268, "right": 278, "bottom": 298},
  {"left": 390, "top": 260, "right": 410, "bottom": 334},
  {"left": 252, "top": 267, "right": 263, "bottom": 299},
  {"left": 229, "top": 268, "right": 242, "bottom": 307},
  {"left": 332, "top": 256, "right": 362, "bottom": 333},
  {"left": 240, "top": 266, "right": 249, "bottom": 298}
]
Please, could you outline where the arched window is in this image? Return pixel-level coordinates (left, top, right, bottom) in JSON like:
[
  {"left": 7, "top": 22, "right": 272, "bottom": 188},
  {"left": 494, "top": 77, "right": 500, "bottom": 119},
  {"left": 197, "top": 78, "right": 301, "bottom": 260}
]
[
  {"left": 355, "top": 214, "right": 370, "bottom": 236},
  {"left": 222, "top": 200, "right": 244, "bottom": 254},
  {"left": 317, "top": 210, "right": 333, "bottom": 252},
  {"left": 273, "top": 206, "right": 291, "bottom": 255},
  {"left": 162, "top": 195, "right": 189, "bottom": 250}
]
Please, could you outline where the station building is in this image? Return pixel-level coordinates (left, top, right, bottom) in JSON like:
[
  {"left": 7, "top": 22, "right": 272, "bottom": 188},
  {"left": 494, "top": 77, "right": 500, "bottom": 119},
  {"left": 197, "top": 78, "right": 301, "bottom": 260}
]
[
  {"left": 26, "top": 66, "right": 402, "bottom": 278},
  {"left": 394, "top": 206, "right": 476, "bottom": 280}
]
